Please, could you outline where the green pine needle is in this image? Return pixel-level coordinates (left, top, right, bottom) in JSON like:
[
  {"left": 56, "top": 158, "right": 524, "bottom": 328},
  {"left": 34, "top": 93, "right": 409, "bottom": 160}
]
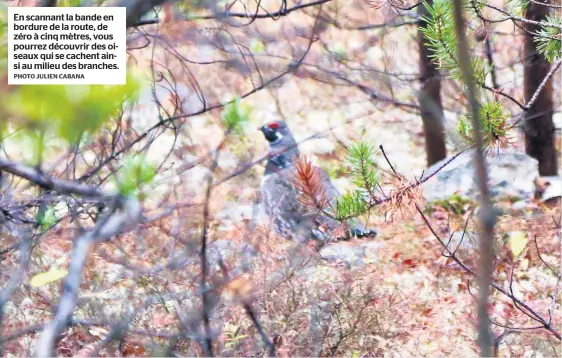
[
  {"left": 115, "top": 154, "right": 157, "bottom": 198},
  {"left": 457, "top": 101, "right": 508, "bottom": 149},
  {"left": 346, "top": 141, "right": 379, "bottom": 197},
  {"left": 221, "top": 97, "right": 251, "bottom": 135},
  {"left": 535, "top": 14, "right": 562, "bottom": 63},
  {"left": 421, "top": 0, "right": 487, "bottom": 85},
  {"left": 336, "top": 190, "right": 368, "bottom": 219}
]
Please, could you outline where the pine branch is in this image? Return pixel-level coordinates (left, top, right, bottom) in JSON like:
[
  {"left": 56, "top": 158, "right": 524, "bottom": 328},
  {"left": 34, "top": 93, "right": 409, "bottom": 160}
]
[{"left": 291, "top": 156, "right": 331, "bottom": 213}]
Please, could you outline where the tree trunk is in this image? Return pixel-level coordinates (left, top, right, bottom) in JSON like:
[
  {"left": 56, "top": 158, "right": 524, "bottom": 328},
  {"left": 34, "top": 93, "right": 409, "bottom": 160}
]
[
  {"left": 418, "top": 0, "right": 447, "bottom": 166},
  {"left": 523, "top": 0, "right": 557, "bottom": 176}
]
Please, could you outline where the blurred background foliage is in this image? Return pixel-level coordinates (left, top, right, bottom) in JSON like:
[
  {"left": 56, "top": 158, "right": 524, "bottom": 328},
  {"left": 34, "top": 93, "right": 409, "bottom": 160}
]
[{"left": 0, "top": 3, "right": 141, "bottom": 165}]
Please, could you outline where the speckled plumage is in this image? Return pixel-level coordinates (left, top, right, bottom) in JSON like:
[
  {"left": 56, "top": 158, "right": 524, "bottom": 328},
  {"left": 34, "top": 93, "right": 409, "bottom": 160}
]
[{"left": 259, "top": 121, "right": 376, "bottom": 243}]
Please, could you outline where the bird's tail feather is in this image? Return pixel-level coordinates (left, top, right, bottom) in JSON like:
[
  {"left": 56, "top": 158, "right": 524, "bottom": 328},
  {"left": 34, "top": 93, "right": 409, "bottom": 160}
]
[{"left": 350, "top": 227, "right": 378, "bottom": 239}]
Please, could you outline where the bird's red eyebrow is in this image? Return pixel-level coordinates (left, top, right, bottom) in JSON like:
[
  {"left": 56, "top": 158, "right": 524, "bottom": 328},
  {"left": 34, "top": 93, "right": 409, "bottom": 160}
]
[{"left": 268, "top": 122, "right": 280, "bottom": 129}]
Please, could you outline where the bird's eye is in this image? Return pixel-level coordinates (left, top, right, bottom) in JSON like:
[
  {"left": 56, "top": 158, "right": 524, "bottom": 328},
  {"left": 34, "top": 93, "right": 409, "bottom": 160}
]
[{"left": 268, "top": 122, "right": 280, "bottom": 129}]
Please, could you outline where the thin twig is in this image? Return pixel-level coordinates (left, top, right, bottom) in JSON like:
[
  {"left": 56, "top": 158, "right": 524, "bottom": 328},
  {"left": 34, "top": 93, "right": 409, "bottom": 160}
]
[
  {"left": 134, "top": 0, "right": 333, "bottom": 26},
  {"left": 416, "top": 206, "right": 561, "bottom": 340},
  {"left": 524, "top": 57, "right": 562, "bottom": 111},
  {"left": 244, "top": 303, "right": 276, "bottom": 357}
]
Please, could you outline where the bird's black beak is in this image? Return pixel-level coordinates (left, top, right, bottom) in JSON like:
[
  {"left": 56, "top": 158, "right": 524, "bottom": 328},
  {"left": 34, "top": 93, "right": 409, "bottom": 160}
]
[{"left": 259, "top": 125, "right": 278, "bottom": 142}]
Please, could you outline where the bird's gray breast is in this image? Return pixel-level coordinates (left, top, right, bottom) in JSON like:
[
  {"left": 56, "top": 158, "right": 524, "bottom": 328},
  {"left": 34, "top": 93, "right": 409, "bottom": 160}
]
[{"left": 261, "top": 169, "right": 299, "bottom": 219}]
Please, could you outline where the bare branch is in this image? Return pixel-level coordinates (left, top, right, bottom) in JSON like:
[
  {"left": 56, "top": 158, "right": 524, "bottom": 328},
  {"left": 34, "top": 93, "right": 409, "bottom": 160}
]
[
  {"left": 0, "top": 158, "right": 106, "bottom": 198},
  {"left": 133, "top": 0, "right": 333, "bottom": 26},
  {"left": 35, "top": 198, "right": 141, "bottom": 357}
]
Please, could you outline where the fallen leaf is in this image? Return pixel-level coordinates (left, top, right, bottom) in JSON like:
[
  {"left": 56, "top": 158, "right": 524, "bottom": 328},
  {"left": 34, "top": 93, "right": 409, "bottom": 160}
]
[
  {"left": 30, "top": 269, "right": 68, "bottom": 287},
  {"left": 508, "top": 231, "right": 528, "bottom": 258}
]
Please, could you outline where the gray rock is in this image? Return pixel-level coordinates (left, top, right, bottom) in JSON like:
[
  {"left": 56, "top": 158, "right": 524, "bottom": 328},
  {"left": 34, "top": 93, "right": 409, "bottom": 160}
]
[
  {"left": 319, "top": 243, "right": 365, "bottom": 268},
  {"left": 297, "top": 265, "right": 341, "bottom": 285},
  {"left": 362, "top": 241, "right": 385, "bottom": 262},
  {"left": 539, "top": 176, "right": 562, "bottom": 201},
  {"left": 554, "top": 110, "right": 562, "bottom": 129},
  {"left": 509, "top": 200, "right": 527, "bottom": 212},
  {"left": 423, "top": 150, "right": 539, "bottom": 203},
  {"left": 318, "top": 241, "right": 383, "bottom": 268}
]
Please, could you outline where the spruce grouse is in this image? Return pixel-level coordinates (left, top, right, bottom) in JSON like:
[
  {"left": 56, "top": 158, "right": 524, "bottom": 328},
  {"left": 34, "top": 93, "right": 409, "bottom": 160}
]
[{"left": 259, "top": 120, "right": 376, "bottom": 243}]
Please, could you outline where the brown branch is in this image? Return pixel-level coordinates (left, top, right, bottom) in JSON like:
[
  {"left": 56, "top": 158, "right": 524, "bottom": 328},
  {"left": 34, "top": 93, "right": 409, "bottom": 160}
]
[
  {"left": 0, "top": 158, "right": 106, "bottom": 198},
  {"left": 524, "top": 57, "right": 562, "bottom": 111},
  {"left": 451, "top": 0, "right": 496, "bottom": 355},
  {"left": 416, "top": 206, "right": 561, "bottom": 340},
  {"left": 0, "top": 233, "right": 32, "bottom": 355},
  {"left": 34, "top": 198, "right": 141, "bottom": 357},
  {"left": 117, "top": 0, "right": 170, "bottom": 28},
  {"left": 484, "top": 3, "right": 562, "bottom": 30},
  {"left": 133, "top": 0, "right": 333, "bottom": 26},
  {"left": 243, "top": 303, "right": 276, "bottom": 357}
]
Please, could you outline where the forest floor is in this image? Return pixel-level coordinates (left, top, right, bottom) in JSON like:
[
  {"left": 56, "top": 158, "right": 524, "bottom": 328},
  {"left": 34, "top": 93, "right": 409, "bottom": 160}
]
[{"left": 2, "top": 1, "right": 561, "bottom": 356}]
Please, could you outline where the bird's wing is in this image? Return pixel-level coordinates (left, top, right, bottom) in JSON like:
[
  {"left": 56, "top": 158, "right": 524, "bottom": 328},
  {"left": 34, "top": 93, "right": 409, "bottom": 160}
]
[
  {"left": 261, "top": 170, "right": 311, "bottom": 241},
  {"left": 262, "top": 167, "right": 376, "bottom": 242}
]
